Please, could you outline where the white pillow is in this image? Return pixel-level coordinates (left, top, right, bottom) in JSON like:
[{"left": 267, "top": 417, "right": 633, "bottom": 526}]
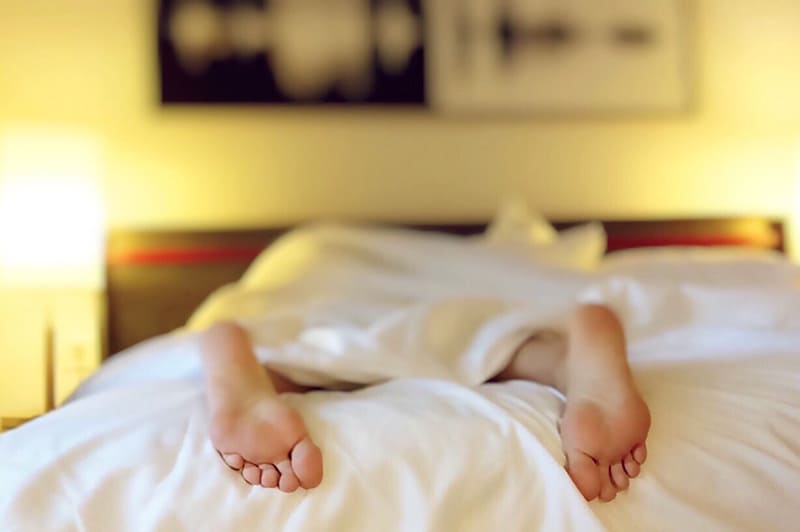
[
  {"left": 484, "top": 198, "right": 558, "bottom": 246},
  {"left": 602, "top": 246, "right": 800, "bottom": 287},
  {"left": 482, "top": 198, "right": 607, "bottom": 271},
  {"left": 544, "top": 222, "right": 607, "bottom": 270}
]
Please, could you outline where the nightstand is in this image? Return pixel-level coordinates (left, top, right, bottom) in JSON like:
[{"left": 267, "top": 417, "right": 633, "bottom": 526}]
[
  {"left": 0, "top": 144, "right": 106, "bottom": 417},
  {"left": 0, "top": 288, "right": 105, "bottom": 419},
  {"left": 0, "top": 290, "right": 48, "bottom": 419},
  {"left": 0, "top": 416, "right": 35, "bottom": 432},
  {"left": 51, "top": 289, "right": 106, "bottom": 405}
]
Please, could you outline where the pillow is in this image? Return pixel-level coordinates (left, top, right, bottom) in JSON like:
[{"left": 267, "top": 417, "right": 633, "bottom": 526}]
[
  {"left": 544, "top": 222, "right": 607, "bottom": 270},
  {"left": 484, "top": 198, "right": 558, "bottom": 246},
  {"left": 601, "top": 246, "right": 800, "bottom": 287},
  {"left": 482, "top": 198, "right": 607, "bottom": 271}
]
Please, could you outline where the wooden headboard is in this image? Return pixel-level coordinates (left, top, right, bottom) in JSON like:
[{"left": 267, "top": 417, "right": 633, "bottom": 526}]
[{"left": 105, "top": 218, "right": 784, "bottom": 357}]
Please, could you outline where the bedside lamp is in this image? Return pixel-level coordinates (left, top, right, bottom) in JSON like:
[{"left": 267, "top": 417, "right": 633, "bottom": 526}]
[
  {"left": 0, "top": 179, "right": 104, "bottom": 289},
  {"left": 0, "top": 131, "right": 105, "bottom": 418},
  {"left": 792, "top": 144, "right": 800, "bottom": 263}
]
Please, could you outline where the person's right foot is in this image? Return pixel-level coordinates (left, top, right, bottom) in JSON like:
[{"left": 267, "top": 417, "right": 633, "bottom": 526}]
[
  {"left": 560, "top": 388, "right": 650, "bottom": 502},
  {"left": 559, "top": 306, "right": 650, "bottom": 502},
  {"left": 498, "top": 305, "right": 651, "bottom": 502}
]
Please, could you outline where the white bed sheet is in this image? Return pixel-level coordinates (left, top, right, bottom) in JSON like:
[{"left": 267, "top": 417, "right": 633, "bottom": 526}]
[{"left": 1, "top": 225, "right": 799, "bottom": 532}]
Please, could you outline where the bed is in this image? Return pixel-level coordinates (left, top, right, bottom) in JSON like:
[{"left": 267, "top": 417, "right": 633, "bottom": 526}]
[{"left": 1, "top": 210, "right": 798, "bottom": 532}]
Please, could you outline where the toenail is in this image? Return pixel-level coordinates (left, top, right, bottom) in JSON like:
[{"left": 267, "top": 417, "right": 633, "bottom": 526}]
[
  {"left": 242, "top": 466, "right": 261, "bottom": 485},
  {"left": 279, "top": 474, "right": 300, "bottom": 493},
  {"left": 218, "top": 451, "right": 244, "bottom": 470},
  {"left": 633, "top": 446, "right": 647, "bottom": 464},
  {"left": 260, "top": 464, "right": 280, "bottom": 488}
]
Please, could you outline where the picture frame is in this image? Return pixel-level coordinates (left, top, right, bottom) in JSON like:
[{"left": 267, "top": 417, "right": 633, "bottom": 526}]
[{"left": 158, "top": 0, "right": 691, "bottom": 115}]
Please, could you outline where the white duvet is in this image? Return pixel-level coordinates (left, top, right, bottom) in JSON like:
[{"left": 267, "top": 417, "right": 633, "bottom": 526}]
[{"left": 2, "top": 224, "right": 800, "bottom": 532}]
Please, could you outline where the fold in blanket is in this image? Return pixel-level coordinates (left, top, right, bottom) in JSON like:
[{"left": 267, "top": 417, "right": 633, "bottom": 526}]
[
  {"left": 184, "top": 225, "right": 589, "bottom": 387},
  {"left": 183, "top": 224, "right": 800, "bottom": 388},
  {"left": 3, "top": 224, "right": 800, "bottom": 532}
]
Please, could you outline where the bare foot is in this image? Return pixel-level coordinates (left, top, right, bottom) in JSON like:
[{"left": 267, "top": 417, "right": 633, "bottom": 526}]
[
  {"left": 210, "top": 389, "right": 323, "bottom": 492},
  {"left": 201, "top": 323, "right": 323, "bottom": 492},
  {"left": 496, "top": 305, "right": 651, "bottom": 502},
  {"left": 560, "top": 306, "right": 650, "bottom": 502},
  {"left": 560, "top": 386, "right": 650, "bottom": 502}
]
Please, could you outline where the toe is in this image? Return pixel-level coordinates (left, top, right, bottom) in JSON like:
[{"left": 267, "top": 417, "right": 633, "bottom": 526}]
[
  {"left": 260, "top": 464, "right": 280, "bottom": 488},
  {"left": 242, "top": 462, "right": 262, "bottom": 485},
  {"left": 291, "top": 437, "right": 323, "bottom": 489},
  {"left": 596, "top": 461, "right": 618, "bottom": 503},
  {"left": 610, "top": 463, "right": 629, "bottom": 491},
  {"left": 220, "top": 452, "right": 244, "bottom": 470},
  {"left": 275, "top": 459, "right": 300, "bottom": 493},
  {"left": 565, "top": 452, "right": 601, "bottom": 501},
  {"left": 623, "top": 453, "right": 640, "bottom": 478},
  {"left": 599, "top": 479, "right": 617, "bottom": 502},
  {"left": 633, "top": 443, "right": 648, "bottom": 465}
]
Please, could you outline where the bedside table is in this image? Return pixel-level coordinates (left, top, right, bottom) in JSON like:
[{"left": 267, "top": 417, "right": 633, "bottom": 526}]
[
  {"left": 0, "top": 288, "right": 105, "bottom": 418},
  {"left": 0, "top": 291, "right": 48, "bottom": 419},
  {"left": 51, "top": 289, "right": 106, "bottom": 405},
  {"left": 0, "top": 416, "right": 35, "bottom": 432}
]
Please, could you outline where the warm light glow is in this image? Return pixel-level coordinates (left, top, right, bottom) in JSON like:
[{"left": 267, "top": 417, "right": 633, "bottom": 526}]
[
  {"left": 792, "top": 142, "right": 800, "bottom": 262},
  {"left": 0, "top": 179, "right": 104, "bottom": 287},
  {"left": 0, "top": 130, "right": 105, "bottom": 288}
]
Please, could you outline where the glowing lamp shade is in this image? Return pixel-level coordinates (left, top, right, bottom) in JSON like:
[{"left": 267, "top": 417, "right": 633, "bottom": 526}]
[
  {"left": 0, "top": 131, "right": 104, "bottom": 289},
  {"left": 0, "top": 180, "right": 103, "bottom": 288},
  {"left": 792, "top": 141, "right": 800, "bottom": 263}
]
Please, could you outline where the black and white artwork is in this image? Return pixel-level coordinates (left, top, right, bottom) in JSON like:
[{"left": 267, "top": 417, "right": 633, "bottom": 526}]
[
  {"left": 158, "top": 0, "right": 690, "bottom": 113},
  {"left": 159, "top": 0, "right": 426, "bottom": 105}
]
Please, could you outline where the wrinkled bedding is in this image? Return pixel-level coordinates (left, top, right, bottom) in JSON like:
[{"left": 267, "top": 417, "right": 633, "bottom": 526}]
[{"left": 1, "top": 224, "right": 799, "bottom": 532}]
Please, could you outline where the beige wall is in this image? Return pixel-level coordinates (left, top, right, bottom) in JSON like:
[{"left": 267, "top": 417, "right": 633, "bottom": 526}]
[
  {"left": 1, "top": 1, "right": 800, "bottom": 415},
  {"left": 1, "top": 0, "right": 800, "bottom": 232}
]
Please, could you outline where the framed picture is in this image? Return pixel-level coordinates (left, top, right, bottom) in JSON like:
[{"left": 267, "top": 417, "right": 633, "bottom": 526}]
[
  {"left": 158, "top": 0, "right": 426, "bottom": 105},
  {"left": 158, "top": 0, "right": 690, "bottom": 114}
]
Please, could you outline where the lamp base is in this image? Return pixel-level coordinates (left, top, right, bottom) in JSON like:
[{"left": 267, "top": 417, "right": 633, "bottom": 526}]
[{"left": 0, "top": 416, "right": 35, "bottom": 431}]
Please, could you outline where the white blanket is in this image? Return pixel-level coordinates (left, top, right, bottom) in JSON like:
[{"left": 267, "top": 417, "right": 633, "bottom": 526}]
[{"left": 2, "top": 225, "right": 800, "bottom": 532}]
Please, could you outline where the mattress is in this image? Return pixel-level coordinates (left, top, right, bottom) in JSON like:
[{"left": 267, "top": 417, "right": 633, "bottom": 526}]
[{"left": 1, "top": 224, "right": 799, "bottom": 531}]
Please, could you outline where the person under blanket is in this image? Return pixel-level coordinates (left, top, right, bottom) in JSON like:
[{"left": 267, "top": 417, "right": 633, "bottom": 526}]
[{"left": 200, "top": 304, "right": 651, "bottom": 503}]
